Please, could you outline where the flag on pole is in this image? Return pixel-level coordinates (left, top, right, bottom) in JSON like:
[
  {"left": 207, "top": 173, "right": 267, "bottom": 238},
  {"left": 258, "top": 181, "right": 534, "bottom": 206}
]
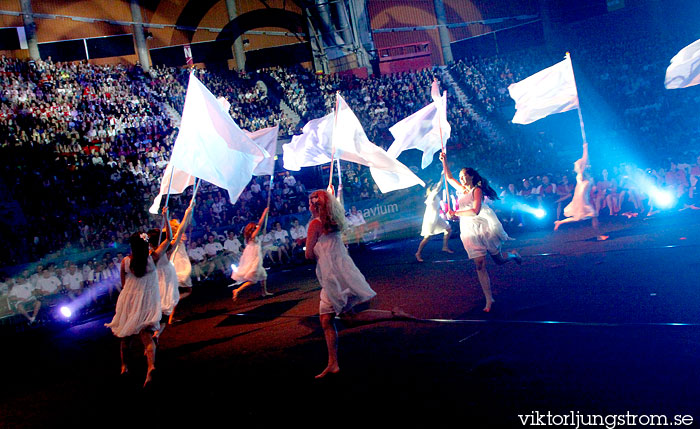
[
  {"left": 169, "top": 72, "right": 270, "bottom": 204},
  {"left": 247, "top": 125, "right": 279, "bottom": 176},
  {"left": 508, "top": 54, "right": 579, "bottom": 125},
  {"left": 386, "top": 80, "right": 450, "bottom": 169},
  {"left": 148, "top": 163, "right": 195, "bottom": 214},
  {"left": 664, "top": 39, "right": 700, "bottom": 89},
  {"left": 282, "top": 93, "right": 424, "bottom": 192},
  {"left": 184, "top": 44, "right": 193, "bottom": 66}
]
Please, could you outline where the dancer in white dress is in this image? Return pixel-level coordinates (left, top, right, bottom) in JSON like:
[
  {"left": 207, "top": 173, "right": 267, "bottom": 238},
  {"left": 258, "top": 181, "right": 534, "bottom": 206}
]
[
  {"left": 105, "top": 226, "right": 170, "bottom": 387},
  {"left": 305, "top": 190, "right": 413, "bottom": 379},
  {"left": 554, "top": 142, "right": 606, "bottom": 238},
  {"left": 231, "top": 207, "right": 272, "bottom": 301},
  {"left": 415, "top": 180, "right": 454, "bottom": 262},
  {"left": 164, "top": 205, "right": 193, "bottom": 324},
  {"left": 440, "top": 152, "right": 521, "bottom": 312}
]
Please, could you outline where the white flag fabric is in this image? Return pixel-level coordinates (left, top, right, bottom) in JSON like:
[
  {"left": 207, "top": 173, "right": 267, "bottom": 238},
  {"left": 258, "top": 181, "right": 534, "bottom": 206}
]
[
  {"left": 665, "top": 39, "right": 700, "bottom": 89},
  {"left": 247, "top": 125, "right": 279, "bottom": 176},
  {"left": 148, "top": 163, "right": 195, "bottom": 214},
  {"left": 282, "top": 93, "right": 424, "bottom": 192},
  {"left": 508, "top": 54, "right": 579, "bottom": 125},
  {"left": 169, "top": 73, "right": 270, "bottom": 204},
  {"left": 387, "top": 80, "right": 450, "bottom": 169}
]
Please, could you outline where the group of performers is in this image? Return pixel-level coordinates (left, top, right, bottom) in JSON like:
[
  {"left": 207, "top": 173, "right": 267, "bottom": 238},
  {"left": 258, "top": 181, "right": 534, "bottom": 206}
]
[{"left": 105, "top": 143, "right": 612, "bottom": 384}]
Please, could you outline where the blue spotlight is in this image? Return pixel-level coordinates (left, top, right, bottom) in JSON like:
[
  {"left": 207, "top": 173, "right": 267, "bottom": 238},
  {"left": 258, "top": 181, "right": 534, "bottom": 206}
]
[
  {"left": 230, "top": 264, "right": 238, "bottom": 273},
  {"left": 649, "top": 188, "right": 674, "bottom": 208},
  {"left": 59, "top": 306, "right": 72, "bottom": 319},
  {"left": 533, "top": 208, "right": 546, "bottom": 219}
]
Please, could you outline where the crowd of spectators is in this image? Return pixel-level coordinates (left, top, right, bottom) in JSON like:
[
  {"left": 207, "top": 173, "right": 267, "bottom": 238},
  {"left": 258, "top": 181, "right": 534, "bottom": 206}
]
[{"left": 3, "top": 7, "right": 700, "bottom": 323}]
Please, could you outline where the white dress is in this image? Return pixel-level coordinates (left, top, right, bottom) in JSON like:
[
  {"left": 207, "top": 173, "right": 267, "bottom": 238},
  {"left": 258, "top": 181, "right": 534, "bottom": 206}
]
[
  {"left": 105, "top": 256, "right": 162, "bottom": 338},
  {"left": 170, "top": 243, "right": 192, "bottom": 287},
  {"left": 231, "top": 237, "right": 266, "bottom": 283},
  {"left": 563, "top": 171, "right": 596, "bottom": 220},
  {"left": 421, "top": 188, "right": 449, "bottom": 237},
  {"left": 157, "top": 252, "right": 179, "bottom": 316},
  {"left": 314, "top": 228, "right": 376, "bottom": 315},
  {"left": 457, "top": 189, "right": 510, "bottom": 259}
]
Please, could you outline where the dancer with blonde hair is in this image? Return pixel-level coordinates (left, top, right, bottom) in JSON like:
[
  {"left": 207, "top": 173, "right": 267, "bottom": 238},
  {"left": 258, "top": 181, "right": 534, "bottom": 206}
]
[{"left": 306, "top": 190, "right": 412, "bottom": 378}]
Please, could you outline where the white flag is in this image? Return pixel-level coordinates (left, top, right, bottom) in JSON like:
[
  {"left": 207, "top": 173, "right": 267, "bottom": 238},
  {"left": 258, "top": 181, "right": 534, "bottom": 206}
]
[
  {"left": 665, "top": 39, "right": 700, "bottom": 89},
  {"left": 508, "top": 54, "right": 579, "bottom": 125},
  {"left": 148, "top": 163, "right": 195, "bottom": 214},
  {"left": 169, "top": 73, "right": 269, "bottom": 204},
  {"left": 247, "top": 125, "right": 279, "bottom": 176},
  {"left": 387, "top": 80, "right": 450, "bottom": 169},
  {"left": 282, "top": 93, "right": 424, "bottom": 192},
  {"left": 282, "top": 113, "right": 335, "bottom": 171}
]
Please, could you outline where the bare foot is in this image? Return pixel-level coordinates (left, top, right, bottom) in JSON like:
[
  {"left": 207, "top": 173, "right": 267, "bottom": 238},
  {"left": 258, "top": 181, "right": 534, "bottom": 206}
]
[
  {"left": 597, "top": 235, "right": 609, "bottom": 241},
  {"left": 442, "top": 248, "right": 454, "bottom": 254},
  {"left": 120, "top": 366, "right": 129, "bottom": 376},
  {"left": 415, "top": 253, "right": 424, "bottom": 262},
  {"left": 143, "top": 369, "right": 155, "bottom": 388},
  {"left": 232, "top": 288, "right": 240, "bottom": 301},
  {"left": 510, "top": 251, "right": 522, "bottom": 265},
  {"left": 483, "top": 299, "right": 495, "bottom": 313},
  {"left": 392, "top": 306, "right": 417, "bottom": 320},
  {"left": 315, "top": 364, "right": 340, "bottom": 379},
  {"left": 553, "top": 221, "right": 562, "bottom": 231}
]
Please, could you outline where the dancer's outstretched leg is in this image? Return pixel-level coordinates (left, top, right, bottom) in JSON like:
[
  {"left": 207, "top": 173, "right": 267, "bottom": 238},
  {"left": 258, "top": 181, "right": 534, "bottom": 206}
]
[
  {"left": 442, "top": 229, "right": 454, "bottom": 253},
  {"left": 415, "top": 236, "right": 429, "bottom": 262},
  {"left": 232, "top": 281, "right": 252, "bottom": 301},
  {"left": 261, "top": 279, "right": 273, "bottom": 297},
  {"left": 474, "top": 257, "right": 494, "bottom": 312},
  {"left": 316, "top": 313, "right": 339, "bottom": 379},
  {"left": 139, "top": 330, "right": 156, "bottom": 387}
]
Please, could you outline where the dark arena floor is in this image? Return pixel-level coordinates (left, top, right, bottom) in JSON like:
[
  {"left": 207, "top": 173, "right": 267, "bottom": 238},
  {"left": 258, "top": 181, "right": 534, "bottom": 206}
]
[{"left": 2, "top": 212, "right": 700, "bottom": 428}]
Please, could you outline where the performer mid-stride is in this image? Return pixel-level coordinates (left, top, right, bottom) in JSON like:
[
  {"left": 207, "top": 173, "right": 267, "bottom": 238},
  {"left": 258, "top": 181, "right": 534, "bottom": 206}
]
[
  {"left": 305, "top": 190, "right": 413, "bottom": 378},
  {"left": 440, "top": 152, "right": 521, "bottom": 312},
  {"left": 416, "top": 179, "right": 454, "bottom": 262},
  {"left": 554, "top": 142, "right": 607, "bottom": 241}
]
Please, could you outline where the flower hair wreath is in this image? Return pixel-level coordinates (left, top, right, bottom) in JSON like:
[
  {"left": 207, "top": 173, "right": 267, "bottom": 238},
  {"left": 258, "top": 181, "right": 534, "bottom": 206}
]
[{"left": 140, "top": 232, "right": 149, "bottom": 243}]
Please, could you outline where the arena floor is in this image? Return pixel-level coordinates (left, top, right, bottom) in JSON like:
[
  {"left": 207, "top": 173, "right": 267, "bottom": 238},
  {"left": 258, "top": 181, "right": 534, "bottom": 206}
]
[{"left": 2, "top": 211, "right": 700, "bottom": 428}]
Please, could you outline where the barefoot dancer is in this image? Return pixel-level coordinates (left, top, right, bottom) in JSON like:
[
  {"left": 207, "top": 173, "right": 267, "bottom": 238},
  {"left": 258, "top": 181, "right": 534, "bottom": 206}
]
[
  {"left": 440, "top": 152, "right": 521, "bottom": 312},
  {"left": 416, "top": 180, "right": 453, "bottom": 262},
  {"left": 306, "top": 190, "right": 412, "bottom": 378},
  {"left": 105, "top": 225, "right": 170, "bottom": 388},
  {"left": 554, "top": 142, "right": 606, "bottom": 239},
  {"left": 231, "top": 208, "right": 272, "bottom": 301}
]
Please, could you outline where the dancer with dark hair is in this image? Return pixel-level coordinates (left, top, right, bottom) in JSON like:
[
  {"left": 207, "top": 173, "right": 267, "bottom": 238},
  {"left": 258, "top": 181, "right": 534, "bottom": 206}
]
[
  {"left": 440, "top": 152, "right": 521, "bottom": 312},
  {"left": 105, "top": 216, "right": 171, "bottom": 388},
  {"left": 231, "top": 207, "right": 272, "bottom": 301},
  {"left": 415, "top": 179, "right": 453, "bottom": 262},
  {"left": 306, "top": 190, "right": 412, "bottom": 379}
]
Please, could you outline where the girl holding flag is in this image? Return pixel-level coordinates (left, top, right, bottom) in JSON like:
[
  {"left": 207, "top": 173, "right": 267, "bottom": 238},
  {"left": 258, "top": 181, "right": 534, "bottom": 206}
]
[
  {"left": 415, "top": 178, "right": 454, "bottom": 262},
  {"left": 439, "top": 152, "right": 521, "bottom": 312}
]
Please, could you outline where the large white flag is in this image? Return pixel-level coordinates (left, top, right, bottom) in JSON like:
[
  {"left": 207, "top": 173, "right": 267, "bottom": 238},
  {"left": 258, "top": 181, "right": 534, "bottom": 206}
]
[
  {"left": 508, "top": 54, "right": 579, "bottom": 125},
  {"left": 148, "top": 163, "right": 195, "bottom": 214},
  {"left": 282, "top": 93, "right": 424, "bottom": 192},
  {"left": 169, "top": 73, "right": 269, "bottom": 204},
  {"left": 665, "top": 39, "right": 700, "bottom": 89},
  {"left": 247, "top": 125, "right": 279, "bottom": 176},
  {"left": 387, "top": 80, "right": 450, "bottom": 169}
]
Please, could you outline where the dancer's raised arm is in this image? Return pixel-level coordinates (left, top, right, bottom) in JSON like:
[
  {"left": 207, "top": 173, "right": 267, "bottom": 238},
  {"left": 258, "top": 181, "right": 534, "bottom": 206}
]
[
  {"left": 250, "top": 207, "right": 269, "bottom": 240},
  {"left": 439, "top": 152, "right": 464, "bottom": 192},
  {"left": 152, "top": 207, "right": 172, "bottom": 262}
]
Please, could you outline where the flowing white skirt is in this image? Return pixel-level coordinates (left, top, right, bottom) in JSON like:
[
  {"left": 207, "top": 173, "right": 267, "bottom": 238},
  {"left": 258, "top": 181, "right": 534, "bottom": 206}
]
[{"left": 314, "top": 231, "right": 376, "bottom": 315}]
